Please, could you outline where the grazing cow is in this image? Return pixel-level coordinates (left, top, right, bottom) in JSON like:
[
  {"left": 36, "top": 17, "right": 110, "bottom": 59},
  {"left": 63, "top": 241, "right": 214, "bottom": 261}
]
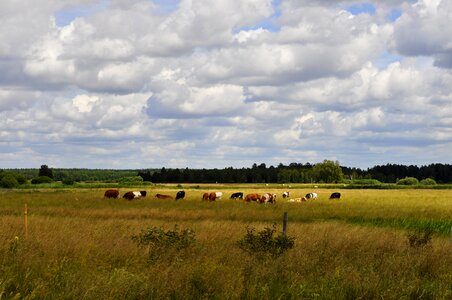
[
  {"left": 104, "top": 189, "right": 119, "bottom": 199},
  {"left": 282, "top": 191, "right": 290, "bottom": 198},
  {"left": 202, "top": 192, "right": 209, "bottom": 201},
  {"left": 123, "top": 191, "right": 137, "bottom": 200},
  {"left": 140, "top": 191, "right": 147, "bottom": 197},
  {"left": 209, "top": 192, "right": 222, "bottom": 201},
  {"left": 305, "top": 192, "right": 318, "bottom": 200},
  {"left": 329, "top": 192, "right": 341, "bottom": 199},
  {"left": 261, "top": 193, "right": 276, "bottom": 204},
  {"left": 244, "top": 193, "right": 261, "bottom": 202},
  {"left": 230, "top": 192, "right": 243, "bottom": 199},
  {"left": 288, "top": 198, "right": 304, "bottom": 203},
  {"left": 176, "top": 191, "right": 185, "bottom": 200},
  {"left": 154, "top": 193, "right": 173, "bottom": 200}
]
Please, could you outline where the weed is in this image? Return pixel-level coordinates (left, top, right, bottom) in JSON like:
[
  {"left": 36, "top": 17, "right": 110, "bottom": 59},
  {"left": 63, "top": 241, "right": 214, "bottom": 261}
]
[
  {"left": 237, "top": 224, "right": 295, "bottom": 258},
  {"left": 407, "top": 228, "right": 433, "bottom": 248},
  {"left": 132, "top": 225, "right": 196, "bottom": 261}
]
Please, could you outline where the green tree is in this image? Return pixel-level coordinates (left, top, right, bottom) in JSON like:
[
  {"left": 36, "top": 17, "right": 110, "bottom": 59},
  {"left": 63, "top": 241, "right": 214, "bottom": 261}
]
[
  {"left": 38, "top": 165, "right": 53, "bottom": 179},
  {"left": 312, "top": 160, "right": 343, "bottom": 183},
  {"left": 0, "top": 175, "right": 19, "bottom": 188}
]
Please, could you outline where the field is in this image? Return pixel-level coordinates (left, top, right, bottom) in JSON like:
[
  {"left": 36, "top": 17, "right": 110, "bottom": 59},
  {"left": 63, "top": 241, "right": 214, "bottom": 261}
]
[{"left": 1, "top": 186, "right": 452, "bottom": 299}]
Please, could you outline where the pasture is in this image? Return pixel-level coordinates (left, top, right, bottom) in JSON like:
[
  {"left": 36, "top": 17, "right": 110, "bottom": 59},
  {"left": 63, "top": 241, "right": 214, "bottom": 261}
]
[{"left": 1, "top": 187, "right": 452, "bottom": 299}]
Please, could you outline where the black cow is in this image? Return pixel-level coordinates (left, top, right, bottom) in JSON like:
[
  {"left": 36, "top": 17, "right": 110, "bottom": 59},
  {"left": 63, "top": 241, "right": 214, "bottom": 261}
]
[
  {"left": 329, "top": 192, "right": 341, "bottom": 199},
  {"left": 230, "top": 192, "right": 243, "bottom": 199},
  {"left": 140, "top": 191, "right": 147, "bottom": 197},
  {"left": 176, "top": 190, "right": 185, "bottom": 200}
]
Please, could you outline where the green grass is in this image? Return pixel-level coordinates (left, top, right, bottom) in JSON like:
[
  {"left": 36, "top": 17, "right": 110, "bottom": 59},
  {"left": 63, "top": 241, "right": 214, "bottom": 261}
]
[{"left": 1, "top": 187, "right": 452, "bottom": 299}]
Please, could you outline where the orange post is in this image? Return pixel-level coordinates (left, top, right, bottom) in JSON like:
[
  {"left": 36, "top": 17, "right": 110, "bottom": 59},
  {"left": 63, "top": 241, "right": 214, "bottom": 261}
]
[{"left": 24, "top": 203, "right": 28, "bottom": 239}]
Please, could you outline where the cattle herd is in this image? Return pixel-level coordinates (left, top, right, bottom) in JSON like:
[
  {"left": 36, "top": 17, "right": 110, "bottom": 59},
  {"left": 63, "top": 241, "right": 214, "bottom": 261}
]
[{"left": 103, "top": 189, "right": 341, "bottom": 203}]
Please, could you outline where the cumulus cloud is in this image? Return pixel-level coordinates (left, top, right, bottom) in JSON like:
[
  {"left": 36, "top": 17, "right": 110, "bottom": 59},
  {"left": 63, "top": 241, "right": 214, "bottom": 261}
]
[
  {"left": 0, "top": 0, "right": 451, "bottom": 168},
  {"left": 392, "top": 0, "right": 452, "bottom": 68}
]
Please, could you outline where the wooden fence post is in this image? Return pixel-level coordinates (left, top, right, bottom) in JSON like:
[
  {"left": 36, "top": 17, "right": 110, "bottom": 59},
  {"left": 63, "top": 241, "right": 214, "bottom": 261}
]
[
  {"left": 282, "top": 212, "right": 288, "bottom": 236},
  {"left": 24, "top": 203, "right": 28, "bottom": 239}
]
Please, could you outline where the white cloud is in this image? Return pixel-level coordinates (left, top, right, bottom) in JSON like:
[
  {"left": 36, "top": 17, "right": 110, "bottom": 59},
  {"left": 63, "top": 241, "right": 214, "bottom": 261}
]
[{"left": 0, "top": 0, "right": 452, "bottom": 169}]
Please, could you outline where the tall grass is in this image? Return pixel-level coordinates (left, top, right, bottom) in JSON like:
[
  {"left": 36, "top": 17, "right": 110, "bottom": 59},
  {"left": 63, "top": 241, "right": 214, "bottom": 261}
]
[{"left": 1, "top": 188, "right": 452, "bottom": 298}]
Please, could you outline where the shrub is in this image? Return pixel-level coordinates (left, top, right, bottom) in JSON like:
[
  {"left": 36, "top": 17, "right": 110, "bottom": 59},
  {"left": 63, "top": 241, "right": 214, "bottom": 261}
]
[
  {"left": 62, "top": 179, "right": 75, "bottom": 185},
  {"left": 407, "top": 228, "right": 433, "bottom": 248},
  {"left": 31, "top": 176, "right": 53, "bottom": 184},
  {"left": 237, "top": 225, "right": 295, "bottom": 258},
  {"left": 132, "top": 225, "right": 196, "bottom": 261},
  {"left": 396, "top": 177, "right": 419, "bottom": 185},
  {"left": 351, "top": 179, "right": 381, "bottom": 185},
  {"left": 420, "top": 178, "right": 437, "bottom": 185},
  {"left": 0, "top": 175, "right": 19, "bottom": 188},
  {"left": 118, "top": 176, "right": 143, "bottom": 183}
]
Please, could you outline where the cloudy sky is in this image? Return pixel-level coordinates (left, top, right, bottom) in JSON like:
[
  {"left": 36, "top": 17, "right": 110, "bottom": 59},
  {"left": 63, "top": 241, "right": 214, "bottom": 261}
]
[{"left": 1, "top": 0, "right": 451, "bottom": 169}]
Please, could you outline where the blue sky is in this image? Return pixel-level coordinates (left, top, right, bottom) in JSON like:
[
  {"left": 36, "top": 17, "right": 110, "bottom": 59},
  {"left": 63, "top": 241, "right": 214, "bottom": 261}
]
[{"left": 1, "top": 0, "right": 451, "bottom": 169}]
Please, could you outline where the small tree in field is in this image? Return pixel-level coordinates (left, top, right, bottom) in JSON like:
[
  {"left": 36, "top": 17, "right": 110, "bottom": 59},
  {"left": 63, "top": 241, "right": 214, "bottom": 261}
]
[
  {"left": 312, "top": 160, "right": 343, "bottom": 183},
  {"left": 0, "top": 175, "right": 19, "bottom": 188},
  {"left": 39, "top": 165, "right": 53, "bottom": 179}
]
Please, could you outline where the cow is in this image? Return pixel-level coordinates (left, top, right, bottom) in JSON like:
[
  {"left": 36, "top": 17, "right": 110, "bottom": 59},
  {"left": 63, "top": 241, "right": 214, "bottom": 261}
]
[
  {"left": 282, "top": 191, "right": 290, "bottom": 198},
  {"left": 175, "top": 191, "right": 185, "bottom": 200},
  {"left": 329, "top": 192, "right": 341, "bottom": 199},
  {"left": 202, "top": 192, "right": 210, "bottom": 201},
  {"left": 123, "top": 191, "right": 137, "bottom": 200},
  {"left": 104, "top": 189, "right": 119, "bottom": 199},
  {"left": 288, "top": 198, "right": 304, "bottom": 203},
  {"left": 154, "top": 193, "right": 173, "bottom": 200},
  {"left": 139, "top": 191, "right": 147, "bottom": 197},
  {"left": 244, "top": 193, "right": 260, "bottom": 202},
  {"left": 230, "top": 192, "right": 243, "bottom": 199},
  {"left": 305, "top": 192, "right": 318, "bottom": 200},
  {"left": 261, "top": 193, "right": 276, "bottom": 204},
  {"left": 209, "top": 192, "right": 222, "bottom": 201}
]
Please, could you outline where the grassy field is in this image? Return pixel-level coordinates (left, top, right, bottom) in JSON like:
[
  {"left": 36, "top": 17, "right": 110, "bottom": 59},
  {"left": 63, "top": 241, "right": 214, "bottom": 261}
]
[{"left": 1, "top": 186, "right": 452, "bottom": 299}]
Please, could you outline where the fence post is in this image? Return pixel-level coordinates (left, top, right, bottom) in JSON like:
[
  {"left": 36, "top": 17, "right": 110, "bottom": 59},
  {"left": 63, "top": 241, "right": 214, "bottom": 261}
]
[
  {"left": 282, "top": 212, "right": 288, "bottom": 236},
  {"left": 24, "top": 203, "right": 28, "bottom": 239}
]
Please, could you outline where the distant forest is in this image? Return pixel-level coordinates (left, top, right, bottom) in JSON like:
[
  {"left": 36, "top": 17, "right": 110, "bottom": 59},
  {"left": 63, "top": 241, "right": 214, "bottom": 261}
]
[
  {"left": 138, "top": 163, "right": 452, "bottom": 184},
  {"left": 0, "top": 162, "right": 452, "bottom": 183},
  {"left": 4, "top": 162, "right": 449, "bottom": 184}
]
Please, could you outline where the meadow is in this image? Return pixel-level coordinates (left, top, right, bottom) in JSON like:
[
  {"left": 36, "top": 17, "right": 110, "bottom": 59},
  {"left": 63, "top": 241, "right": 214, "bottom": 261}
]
[{"left": 1, "top": 186, "right": 452, "bottom": 299}]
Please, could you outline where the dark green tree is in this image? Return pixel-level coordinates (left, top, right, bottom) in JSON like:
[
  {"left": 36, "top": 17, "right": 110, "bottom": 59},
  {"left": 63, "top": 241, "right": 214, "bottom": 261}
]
[{"left": 38, "top": 165, "right": 53, "bottom": 179}]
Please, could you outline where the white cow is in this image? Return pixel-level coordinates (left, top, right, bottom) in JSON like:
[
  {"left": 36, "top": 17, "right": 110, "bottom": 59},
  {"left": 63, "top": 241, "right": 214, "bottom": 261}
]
[{"left": 305, "top": 192, "right": 318, "bottom": 200}]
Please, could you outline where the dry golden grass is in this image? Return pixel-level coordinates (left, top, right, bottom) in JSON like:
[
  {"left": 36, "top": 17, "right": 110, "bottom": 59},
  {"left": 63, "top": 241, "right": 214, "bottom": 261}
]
[{"left": 1, "top": 187, "right": 452, "bottom": 298}]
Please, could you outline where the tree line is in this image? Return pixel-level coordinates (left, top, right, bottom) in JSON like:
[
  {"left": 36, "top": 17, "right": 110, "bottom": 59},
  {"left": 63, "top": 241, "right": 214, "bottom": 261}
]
[
  {"left": 138, "top": 162, "right": 452, "bottom": 184},
  {"left": 2, "top": 162, "right": 452, "bottom": 186}
]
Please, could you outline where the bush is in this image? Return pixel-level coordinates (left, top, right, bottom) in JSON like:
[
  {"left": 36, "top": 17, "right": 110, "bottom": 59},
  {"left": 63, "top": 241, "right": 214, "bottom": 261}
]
[
  {"left": 407, "top": 228, "right": 433, "bottom": 248},
  {"left": 351, "top": 179, "right": 381, "bottom": 185},
  {"left": 237, "top": 225, "right": 295, "bottom": 259},
  {"left": 118, "top": 176, "right": 144, "bottom": 183},
  {"left": 132, "top": 225, "right": 196, "bottom": 261},
  {"left": 396, "top": 177, "right": 419, "bottom": 185},
  {"left": 31, "top": 176, "right": 53, "bottom": 184},
  {"left": 0, "top": 175, "right": 19, "bottom": 188},
  {"left": 420, "top": 178, "right": 437, "bottom": 185},
  {"left": 62, "top": 179, "right": 75, "bottom": 185}
]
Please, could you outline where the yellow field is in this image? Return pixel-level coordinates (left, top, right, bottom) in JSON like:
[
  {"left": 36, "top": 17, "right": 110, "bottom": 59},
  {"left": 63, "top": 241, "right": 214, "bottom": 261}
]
[{"left": 1, "top": 187, "right": 452, "bottom": 299}]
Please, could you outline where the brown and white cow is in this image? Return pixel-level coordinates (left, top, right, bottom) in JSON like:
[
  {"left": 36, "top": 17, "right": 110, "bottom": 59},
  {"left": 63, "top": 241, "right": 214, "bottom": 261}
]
[
  {"left": 261, "top": 193, "right": 276, "bottom": 204},
  {"left": 202, "top": 192, "right": 210, "bottom": 201},
  {"left": 282, "top": 191, "right": 290, "bottom": 198},
  {"left": 104, "top": 189, "right": 120, "bottom": 199},
  {"left": 208, "top": 192, "right": 223, "bottom": 201}
]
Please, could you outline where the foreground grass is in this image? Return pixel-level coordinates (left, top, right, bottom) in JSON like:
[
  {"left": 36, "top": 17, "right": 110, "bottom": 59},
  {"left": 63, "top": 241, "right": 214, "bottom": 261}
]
[{"left": 1, "top": 188, "right": 452, "bottom": 299}]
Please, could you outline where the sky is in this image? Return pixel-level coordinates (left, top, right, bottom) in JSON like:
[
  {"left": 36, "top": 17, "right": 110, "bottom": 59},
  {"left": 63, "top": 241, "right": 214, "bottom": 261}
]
[{"left": 1, "top": 0, "right": 452, "bottom": 170}]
